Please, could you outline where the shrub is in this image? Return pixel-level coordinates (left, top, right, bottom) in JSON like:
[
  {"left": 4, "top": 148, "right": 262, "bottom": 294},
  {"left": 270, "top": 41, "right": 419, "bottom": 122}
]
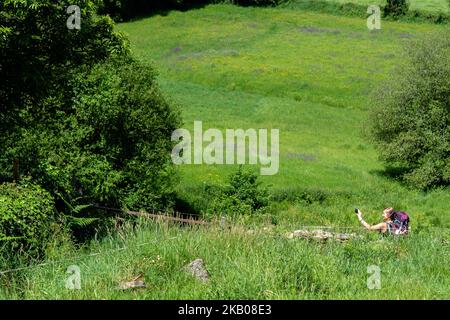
[
  {"left": 227, "top": 167, "right": 269, "bottom": 210},
  {"left": 368, "top": 30, "right": 450, "bottom": 190},
  {"left": 383, "top": 0, "right": 409, "bottom": 17},
  {"left": 0, "top": 182, "right": 56, "bottom": 256},
  {"left": 13, "top": 58, "right": 181, "bottom": 211},
  {"left": 204, "top": 167, "right": 269, "bottom": 218}
]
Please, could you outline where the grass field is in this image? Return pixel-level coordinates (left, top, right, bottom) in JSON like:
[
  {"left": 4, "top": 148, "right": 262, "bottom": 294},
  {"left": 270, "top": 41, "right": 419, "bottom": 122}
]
[
  {"left": 116, "top": 4, "right": 450, "bottom": 228},
  {"left": 1, "top": 3, "right": 449, "bottom": 299}
]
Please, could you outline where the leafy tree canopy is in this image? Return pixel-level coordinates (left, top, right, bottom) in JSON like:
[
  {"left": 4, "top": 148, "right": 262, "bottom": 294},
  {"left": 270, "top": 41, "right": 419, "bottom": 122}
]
[{"left": 368, "top": 30, "right": 450, "bottom": 190}]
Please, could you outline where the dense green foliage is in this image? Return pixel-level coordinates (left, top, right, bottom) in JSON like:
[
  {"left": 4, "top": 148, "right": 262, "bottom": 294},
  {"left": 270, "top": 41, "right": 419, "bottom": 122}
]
[
  {"left": 0, "top": 1, "right": 134, "bottom": 256},
  {"left": 96, "top": 0, "right": 209, "bottom": 21},
  {"left": 227, "top": 167, "right": 269, "bottom": 210},
  {"left": 0, "top": 0, "right": 129, "bottom": 140},
  {"left": 368, "top": 30, "right": 450, "bottom": 190},
  {"left": 0, "top": 0, "right": 181, "bottom": 213},
  {"left": 10, "top": 58, "right": 181, "bottom": 211},
  {"left": 202, "top": 167, "right": 269, "bottom": 218},
  {"left": 384, "top": 0, "right": 410, "bottom": 17},
  {"left": 96, "top": 0, "right": 283, "bottom": 21},
  {"left": 0, "top": 182, "right": 56, "bottom": 255},
  {"left": 70, "top": 59, "right": 181, "bottom": 210},
  {"left": 0, "top": 0, "right": 129, "bottom": 179},
  {"left": 0, "top": 0, "right": 183, "bottom": 263}
]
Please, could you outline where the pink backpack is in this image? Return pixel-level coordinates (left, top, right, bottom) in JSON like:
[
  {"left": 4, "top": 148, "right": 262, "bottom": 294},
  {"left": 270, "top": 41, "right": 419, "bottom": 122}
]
[{"left": 389, "top": 211, "right": 410, "bottom": 235}]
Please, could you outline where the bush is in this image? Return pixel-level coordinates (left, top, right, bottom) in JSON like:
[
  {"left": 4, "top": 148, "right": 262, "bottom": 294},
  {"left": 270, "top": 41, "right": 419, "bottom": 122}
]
[
  {"left": 204, "top": 167, "right": 269, "bottom": 218},
  {"left": 0, "top": 182, "right": 56, "bottom": 256},
  {"left": 368, "top": 30, "right": 450, "bottom": 190},
  {"left": 227, "top": 167, "right": 269, "bottom": 210},
  {"left": 383, "top": 0, "right": 409, "bottom": 17},
  {"left": 13, "top": 58, "right": 181, "bottom": 211}
]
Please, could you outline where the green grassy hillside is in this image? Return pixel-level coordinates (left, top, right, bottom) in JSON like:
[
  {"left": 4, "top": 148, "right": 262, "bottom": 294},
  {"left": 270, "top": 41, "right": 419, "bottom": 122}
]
[
  {"left": 116, "top": 4, "right": 449, "bottom": 228},
  {"left": 1, "top": 4, "right": 448, "bottom": 300}
]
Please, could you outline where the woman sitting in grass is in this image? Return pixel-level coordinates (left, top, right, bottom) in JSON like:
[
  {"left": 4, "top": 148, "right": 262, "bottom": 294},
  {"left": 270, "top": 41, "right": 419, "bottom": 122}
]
[{"left": 355, "top": 207, "right": 410, "bottom": 235}]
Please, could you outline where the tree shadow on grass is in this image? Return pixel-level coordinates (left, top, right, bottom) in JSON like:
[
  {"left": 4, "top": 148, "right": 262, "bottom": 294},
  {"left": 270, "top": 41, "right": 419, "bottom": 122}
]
[
  {"left": 103, "top": 1, "right": 210, "bottom": 23},
  {"left": 369, "top": 166, "right": 410, "bottom": 185}
]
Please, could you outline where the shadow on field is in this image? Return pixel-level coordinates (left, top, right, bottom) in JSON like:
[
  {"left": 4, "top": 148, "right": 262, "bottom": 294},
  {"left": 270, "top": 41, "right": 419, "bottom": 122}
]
[
  {"left": 102, "top": 1, "right": 210, "bottom": 23},
  {"left": 369, "top": 166, "right": 409, "bottom": 182}
]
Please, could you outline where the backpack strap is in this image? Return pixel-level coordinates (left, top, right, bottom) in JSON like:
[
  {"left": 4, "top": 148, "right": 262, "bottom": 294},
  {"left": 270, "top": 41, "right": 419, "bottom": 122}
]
[{"left": 386, "top": 221, "right": 393, "bottom": 235}]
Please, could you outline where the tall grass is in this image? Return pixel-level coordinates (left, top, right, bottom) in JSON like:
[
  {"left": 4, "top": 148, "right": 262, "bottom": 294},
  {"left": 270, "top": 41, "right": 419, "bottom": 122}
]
[{"left": 1, "top": 220, "right": 448, "bottom": 299}]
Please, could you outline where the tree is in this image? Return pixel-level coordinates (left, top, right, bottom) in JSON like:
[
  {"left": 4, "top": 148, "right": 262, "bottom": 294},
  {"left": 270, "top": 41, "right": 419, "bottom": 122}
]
[
  {"left": 0, "top": 0, "right": 181, "bottom": 211},
  {"left": 383, "top": 0, "right": 409, "bottom": 17},
  {"left": 14, "top": 58, "right": 181, "bottom": 210},
  {"left": 368, "top": 30, "right": 450, "bottom": 189},
  {"left": 0, "top": 0, "right": 129, "bottom": 139}
]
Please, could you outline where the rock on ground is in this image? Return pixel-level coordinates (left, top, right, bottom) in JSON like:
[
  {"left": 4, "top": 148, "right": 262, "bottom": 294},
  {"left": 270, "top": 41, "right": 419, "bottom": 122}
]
[
  {"left": 117, "top": 280, "right": 146, "bottom": 290},
  {"left": 185, "top": 258, "right": 210, "bottom": 283},
  {"left": 288, "top": 229, "right": 358, "bottom": 242}
]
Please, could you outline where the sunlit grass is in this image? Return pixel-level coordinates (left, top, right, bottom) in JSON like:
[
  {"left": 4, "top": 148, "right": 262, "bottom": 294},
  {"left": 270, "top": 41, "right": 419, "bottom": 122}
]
[
  {"left": 116, "top": 4, "right": 449, "bottom": 227},
  {"left": 1, "top": 4, "right": 448, "bottom": 300},
  {"left": 1, "top": 220, "right": 448, "bottom": 299}
]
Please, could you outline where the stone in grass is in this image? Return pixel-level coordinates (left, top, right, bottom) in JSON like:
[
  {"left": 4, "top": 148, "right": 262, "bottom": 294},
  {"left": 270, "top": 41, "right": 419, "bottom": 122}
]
[
  {"left": 118, "top": 280, "right": 146, "bottom": 290},
  {"left": 118, "top": 274, "right": 146, "bottom": 290},
  {"left": 288, "top": 229, "right": 357, "bottom": 242},
  {"left": 185, "top": 258, "right": 210, "bottom": 283}
]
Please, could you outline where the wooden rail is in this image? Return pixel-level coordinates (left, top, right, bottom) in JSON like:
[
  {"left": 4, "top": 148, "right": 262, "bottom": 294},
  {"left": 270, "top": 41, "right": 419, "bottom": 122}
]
[{"left": 93, "top": 205, "right": 210, "bottom": 226}]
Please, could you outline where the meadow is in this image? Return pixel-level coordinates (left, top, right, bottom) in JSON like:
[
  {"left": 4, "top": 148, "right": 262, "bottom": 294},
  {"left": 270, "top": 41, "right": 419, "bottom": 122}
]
[
  {"left": 116, "top": 4, "right": 450, "bottom": 228},
  {"left": 1, "top": 3, "right": 449, "bottom": 299}
]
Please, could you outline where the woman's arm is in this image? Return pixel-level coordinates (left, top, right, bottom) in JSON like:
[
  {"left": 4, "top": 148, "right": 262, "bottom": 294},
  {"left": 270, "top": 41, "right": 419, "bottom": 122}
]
[{"left": 356, "top": 210, "right": 387, "bottom": 232}]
